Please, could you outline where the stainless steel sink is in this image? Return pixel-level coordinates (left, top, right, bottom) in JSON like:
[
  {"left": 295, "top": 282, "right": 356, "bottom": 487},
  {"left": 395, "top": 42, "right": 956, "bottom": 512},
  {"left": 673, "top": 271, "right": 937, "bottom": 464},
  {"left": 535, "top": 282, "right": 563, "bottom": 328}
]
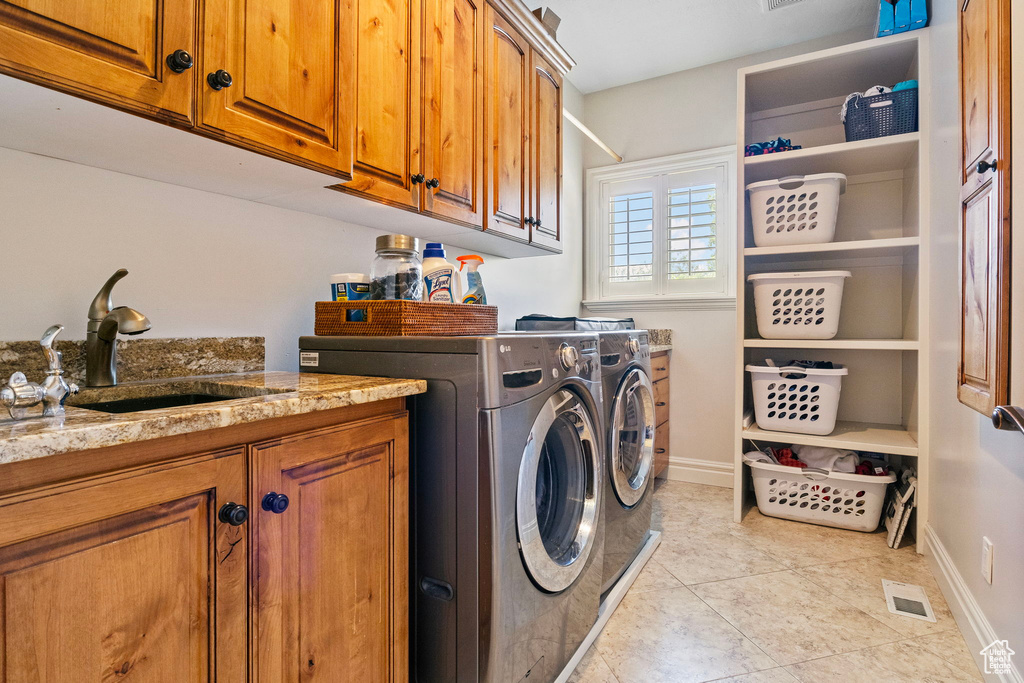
[
  {"left": 74, "top": 393, "right": 244, "bottom": 413},
  {"left": 68, "top": 380, "right": 290, "bottom": 414}
]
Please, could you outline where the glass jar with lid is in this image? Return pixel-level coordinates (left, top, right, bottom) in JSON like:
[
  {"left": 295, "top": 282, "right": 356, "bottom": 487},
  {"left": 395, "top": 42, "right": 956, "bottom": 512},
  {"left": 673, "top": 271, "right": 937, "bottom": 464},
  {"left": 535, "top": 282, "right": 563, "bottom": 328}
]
[{"left": 370, "top": 234, "right": 423, "bottom": 301}]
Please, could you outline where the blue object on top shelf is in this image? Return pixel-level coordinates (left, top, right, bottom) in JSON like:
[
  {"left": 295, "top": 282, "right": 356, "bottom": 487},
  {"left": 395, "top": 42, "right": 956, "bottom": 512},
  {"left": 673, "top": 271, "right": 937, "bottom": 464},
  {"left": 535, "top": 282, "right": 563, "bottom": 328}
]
[{"left": 877, "top": 0, "right": 928, "bottom": 37}]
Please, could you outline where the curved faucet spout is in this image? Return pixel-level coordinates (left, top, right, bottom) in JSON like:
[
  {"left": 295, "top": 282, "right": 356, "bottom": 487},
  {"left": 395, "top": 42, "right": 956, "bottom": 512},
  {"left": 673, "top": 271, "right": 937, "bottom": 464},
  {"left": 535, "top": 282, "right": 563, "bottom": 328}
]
[{"left": 88, "top": 268, "right": 129, "bottom": 321}]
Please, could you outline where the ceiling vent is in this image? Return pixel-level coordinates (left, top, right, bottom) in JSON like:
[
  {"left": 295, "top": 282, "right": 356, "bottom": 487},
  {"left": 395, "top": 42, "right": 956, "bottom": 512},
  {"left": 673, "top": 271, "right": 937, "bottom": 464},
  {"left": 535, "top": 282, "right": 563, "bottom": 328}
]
[{"left": 762, "top": 0, "right": 806, "bottom": 11}]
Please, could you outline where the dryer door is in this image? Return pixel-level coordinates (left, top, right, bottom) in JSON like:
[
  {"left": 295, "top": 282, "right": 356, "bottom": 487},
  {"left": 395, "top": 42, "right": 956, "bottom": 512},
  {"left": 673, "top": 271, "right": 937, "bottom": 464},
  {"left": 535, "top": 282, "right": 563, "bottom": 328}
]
[
  {"left": 610, "top": 368, "right": 656, "bottom": 508},
  {"left": 517, "top": 388, "right": 601, "bottom": 593}
]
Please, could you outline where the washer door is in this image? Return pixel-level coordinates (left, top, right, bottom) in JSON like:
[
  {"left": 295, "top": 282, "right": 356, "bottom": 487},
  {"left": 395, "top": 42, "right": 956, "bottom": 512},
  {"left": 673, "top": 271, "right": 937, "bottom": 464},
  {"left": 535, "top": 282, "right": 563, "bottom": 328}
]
[
  {"left": 517, "top": 388, "right": 601, "bottom": 593},
  {"left": 610, "top": 368, "right": 656, "bottom": 508}
]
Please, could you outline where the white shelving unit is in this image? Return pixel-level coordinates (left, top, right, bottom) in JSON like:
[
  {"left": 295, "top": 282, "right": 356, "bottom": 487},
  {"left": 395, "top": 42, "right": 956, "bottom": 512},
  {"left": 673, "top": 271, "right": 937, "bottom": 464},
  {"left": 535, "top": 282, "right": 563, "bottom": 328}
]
[{"left": 733, "top": 32, "right": 930, "bottom": 552}]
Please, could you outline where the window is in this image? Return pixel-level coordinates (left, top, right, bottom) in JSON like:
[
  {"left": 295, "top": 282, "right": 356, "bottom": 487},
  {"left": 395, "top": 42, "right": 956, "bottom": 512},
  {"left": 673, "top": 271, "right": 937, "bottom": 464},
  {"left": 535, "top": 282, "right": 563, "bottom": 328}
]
[{"left": 585, "top": 146, "right": 736, "bottom": 310}]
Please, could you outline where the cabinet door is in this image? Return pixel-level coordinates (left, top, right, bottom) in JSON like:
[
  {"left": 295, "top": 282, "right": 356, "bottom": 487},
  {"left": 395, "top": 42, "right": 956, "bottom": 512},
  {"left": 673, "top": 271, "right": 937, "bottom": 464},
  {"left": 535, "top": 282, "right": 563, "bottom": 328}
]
[
  {"left": 421, "top": 0, "right": 485, "bottom": 226},
  {"left": 338, "top": 0, "right": 422, "bottom": 209},
  {"left": 484, "top": 6, "right": 531, "bottom": 242},
  {"left": 0, "top": 448, "right": 247, "bottom": 682},
  {"left": 0, "top": 0, "right": 194, "bottom": 122},
  {"left": 251, "top": 414, "right": 409, "bottom": 682},
  {"left": 958, "top": 0, "right": 1011, "bottom": 415},
  {"left": 200, "top": 0, "right": 355, "bottom": 177},
  {"left": 529, "top": 51, "right": 562, "bottom": 252}
]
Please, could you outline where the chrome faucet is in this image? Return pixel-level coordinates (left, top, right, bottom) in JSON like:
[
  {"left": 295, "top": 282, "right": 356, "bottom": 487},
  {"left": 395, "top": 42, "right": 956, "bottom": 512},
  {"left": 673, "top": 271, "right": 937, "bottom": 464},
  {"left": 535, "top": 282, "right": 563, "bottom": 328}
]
[
  {"left": 86, "top": 269, "right": 151, "bottom": 387},
  {"left": 1, "top": 325, "right": 79, "bottom": 420}
]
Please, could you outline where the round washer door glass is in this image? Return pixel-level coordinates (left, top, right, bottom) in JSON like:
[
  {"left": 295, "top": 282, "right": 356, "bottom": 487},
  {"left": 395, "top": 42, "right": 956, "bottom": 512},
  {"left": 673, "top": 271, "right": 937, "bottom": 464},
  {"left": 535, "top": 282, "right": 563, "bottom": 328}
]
[
  {"left": 610, "top": 368, "right": 656, "bottom": 508},
  {"left": 517, "top": 388, "right": 601, "bottom": 593}
]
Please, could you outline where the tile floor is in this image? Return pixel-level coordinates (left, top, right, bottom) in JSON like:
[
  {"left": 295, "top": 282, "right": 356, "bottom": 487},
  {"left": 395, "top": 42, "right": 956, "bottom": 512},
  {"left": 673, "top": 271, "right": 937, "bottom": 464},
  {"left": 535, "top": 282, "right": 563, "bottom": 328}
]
[{"left": 569, "top": 480, "right": 983, "bottom": 683}]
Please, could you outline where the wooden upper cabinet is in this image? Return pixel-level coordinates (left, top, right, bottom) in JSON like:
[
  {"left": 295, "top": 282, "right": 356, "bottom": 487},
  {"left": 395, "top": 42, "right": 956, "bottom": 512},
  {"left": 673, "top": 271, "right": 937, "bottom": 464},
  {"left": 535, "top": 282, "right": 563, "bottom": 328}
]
[
  {"left": 338, "top": 0, "right": 422, "bottom": 209},
  {"left": 485, "top": 6, "right": 531, "bottom": 242},
  {"left": 421, "top": 0, "right": 486, "bottom": 226},
  {"left": 0, "top": 0, "right": 195, "bottom": 122},
  {"left": 958, "top": 0, "right": 1011, "bottom": 415},
  {"left": 200, "top": 0, "right": 355, "bottom": 177},
  {"left": 250, "top": 414, "right": 409, "bottom": 683},
  {"left": 0, "top": 448, "right": 247, "bottom": 682},
  {"left": 529, "top": 51, "right": 562, "bottom": 251}
]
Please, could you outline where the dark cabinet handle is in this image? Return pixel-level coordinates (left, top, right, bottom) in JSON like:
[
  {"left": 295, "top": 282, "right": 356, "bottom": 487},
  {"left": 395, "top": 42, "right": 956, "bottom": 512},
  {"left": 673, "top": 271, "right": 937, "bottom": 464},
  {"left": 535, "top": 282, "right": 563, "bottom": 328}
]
[
  {"left": 655, "top": 448, "right": 667, "bottom": 454},
  {"left": 262, "top": 492, "right": 290, "bottom": 514},
  {"left": 525, "top": 217, "right": 535, "bottom": 225},
  {"left": 656, "top": 402, "right": 667, "bottom": 407},
  {"left": 411, "top": 173, "right": 425, "bottom": 184},
  {"left": 166, "top": 49, "right": 194, "bottom": 73},
  {"left": 977, "top": 159, "right": 998, "bottom": 174},
  {"left": 207, "top": 69, "right": 233, "bottom": 91},
  {"left": 655, "top": 367, "right": 667, "bottom": 372},
  {"left": 218, "top": 502, "right": 249, "bottom": 526},
  {"left": 535, "top": 219, "right": 543, "bottom": 228},
  {"left": 426, "top": 178, "right": 440, "bottom": 189}
]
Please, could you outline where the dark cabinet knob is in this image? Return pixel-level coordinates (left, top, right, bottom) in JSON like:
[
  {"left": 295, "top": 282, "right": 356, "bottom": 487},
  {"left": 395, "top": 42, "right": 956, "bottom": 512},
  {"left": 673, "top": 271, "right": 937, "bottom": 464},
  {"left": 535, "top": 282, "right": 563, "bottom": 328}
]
[
  {"left": 262, "top": 492, "right": 290, "bottom": 514},
  {"left": 411, "top": 173, "right": 425, "bottom": 184},
  {"left": 166, "top": 49, "right": 194, "bottom": 74},
  {"left": 207, "top": 69, "right": 233, "bottom": 91},
  {"left": 535, "top": 218, "right": 543, "bottom": 228},
  {"left": 525, "top": 217, "right": 535, "bottom": 225},
  {"left": 656, "top": 402, "right": 667, "bottom": 407},
  {"left": 426, "top": 177, "right": 440, "bottom": 189},
  {"left": 977, "top": 159, "right": 998, "bottom": 174},
  {"left": 218, "top": 502, "right": 249, "bottom": 526},
  {"left": 655, "top": 448, "right": 667, "bottom": 454}
]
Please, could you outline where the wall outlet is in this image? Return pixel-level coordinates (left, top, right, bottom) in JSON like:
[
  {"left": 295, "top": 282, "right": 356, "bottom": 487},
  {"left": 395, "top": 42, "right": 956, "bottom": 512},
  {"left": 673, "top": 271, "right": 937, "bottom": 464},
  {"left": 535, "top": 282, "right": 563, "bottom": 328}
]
[{"left": 981, "top": 537, "right": 994, "bottom": 584}]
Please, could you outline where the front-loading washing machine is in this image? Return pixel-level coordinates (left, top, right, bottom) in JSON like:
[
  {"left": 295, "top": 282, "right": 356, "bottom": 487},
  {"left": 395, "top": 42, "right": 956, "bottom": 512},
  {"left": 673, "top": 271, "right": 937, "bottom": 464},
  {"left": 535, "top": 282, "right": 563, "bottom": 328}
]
[
  {"left": 298, "top": 332, "right": 605, "bottom": 683},
  {"left": 598, "top": 330, "right": 656, "bottom": 594}
]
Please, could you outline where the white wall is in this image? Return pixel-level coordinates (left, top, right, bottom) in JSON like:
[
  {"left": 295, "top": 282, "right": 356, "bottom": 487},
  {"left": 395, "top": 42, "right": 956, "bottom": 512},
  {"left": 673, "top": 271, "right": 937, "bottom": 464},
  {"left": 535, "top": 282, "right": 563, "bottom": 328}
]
[
  {"left": 0, "top": 82, "right": 585, "bottom": 367},
  {"left": 923, "top": 2, "right": 1024, "bottom": 670},
  {"left": 578, "top": 29, "right": 868, "bottom": 486}
]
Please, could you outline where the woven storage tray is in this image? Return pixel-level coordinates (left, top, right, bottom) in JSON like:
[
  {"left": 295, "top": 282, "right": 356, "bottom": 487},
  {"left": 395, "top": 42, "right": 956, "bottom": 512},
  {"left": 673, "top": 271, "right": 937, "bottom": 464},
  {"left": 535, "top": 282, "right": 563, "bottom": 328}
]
[{"left": 315, "top": 300, "right": 498, "bottom": 336}]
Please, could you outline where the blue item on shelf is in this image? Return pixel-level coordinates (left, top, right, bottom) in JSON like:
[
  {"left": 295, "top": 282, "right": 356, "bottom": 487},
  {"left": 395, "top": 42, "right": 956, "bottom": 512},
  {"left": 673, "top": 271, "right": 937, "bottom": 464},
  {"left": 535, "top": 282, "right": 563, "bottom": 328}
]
[
  {"left": 909, "top": 0, "right": 929, "bottom": 30},
  {"left": 894, "top": 0, "right": 911, "bottom": 33},
  {"left": 744, "top": 137, "right": 802, "bottom": 158},
  {"left": 893, "top": 79, "right": 918, "bottom": 92},
  {"left": 877, "top": 0, "right": 896, "bottom": 37}
]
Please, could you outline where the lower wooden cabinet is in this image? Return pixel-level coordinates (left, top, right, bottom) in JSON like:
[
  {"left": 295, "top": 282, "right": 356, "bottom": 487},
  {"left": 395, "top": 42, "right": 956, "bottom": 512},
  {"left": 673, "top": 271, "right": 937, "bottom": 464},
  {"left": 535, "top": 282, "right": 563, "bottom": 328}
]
[
  {"left": 652, "top": 350, "right": 671, "bottom": 478},
  {"left": 0, "top": 400, "right": 409, "bottom": 682}
]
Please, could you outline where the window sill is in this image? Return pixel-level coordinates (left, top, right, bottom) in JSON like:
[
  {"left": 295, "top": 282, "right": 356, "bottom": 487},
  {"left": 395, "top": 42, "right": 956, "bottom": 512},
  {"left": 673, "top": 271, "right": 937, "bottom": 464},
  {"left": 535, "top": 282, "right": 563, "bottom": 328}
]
[{"left": 583, "top": 296, "right": 737, "bottom": 312}]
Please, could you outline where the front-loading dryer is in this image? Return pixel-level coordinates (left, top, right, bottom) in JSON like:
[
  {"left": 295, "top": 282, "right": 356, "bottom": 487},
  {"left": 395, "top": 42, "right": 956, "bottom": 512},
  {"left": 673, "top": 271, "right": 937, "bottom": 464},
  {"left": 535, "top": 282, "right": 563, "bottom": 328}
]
[
  {"left": 598, "top": 330, "right": 656, "bottom": 594},
  {"left": 298, "top": 332, "right": 605, "bottom": 683}
]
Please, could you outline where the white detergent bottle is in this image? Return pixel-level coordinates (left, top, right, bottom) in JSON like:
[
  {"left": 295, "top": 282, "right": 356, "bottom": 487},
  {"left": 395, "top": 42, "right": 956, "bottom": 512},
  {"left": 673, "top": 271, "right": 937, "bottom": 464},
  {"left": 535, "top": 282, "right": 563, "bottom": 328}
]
[
  {"left": 422, "top": 243, "right": 462, "bottom": 303},
  {"left": 457, "top": 255, "right": 487, "bottom": 304}
]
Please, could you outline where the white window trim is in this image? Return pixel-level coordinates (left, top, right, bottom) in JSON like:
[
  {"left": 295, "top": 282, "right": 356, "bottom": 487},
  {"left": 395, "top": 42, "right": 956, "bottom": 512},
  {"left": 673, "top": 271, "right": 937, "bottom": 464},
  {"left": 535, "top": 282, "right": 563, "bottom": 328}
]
[{"left": 584, "top": 145, "right": 738, "bottom": 311}]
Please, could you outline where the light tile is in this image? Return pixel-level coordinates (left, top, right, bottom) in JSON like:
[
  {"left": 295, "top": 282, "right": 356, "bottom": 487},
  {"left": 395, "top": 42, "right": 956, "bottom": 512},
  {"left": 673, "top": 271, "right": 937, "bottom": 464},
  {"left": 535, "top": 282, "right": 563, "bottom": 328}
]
[
  {"left": 654, "top": 521, "right": 785, "bottom": 585},
  {"left": 785, "top": 639, "right": 981, "bottom": 682},
  {"left": 627, "top": 558, "right": 683, "bottom": 594},
  {"left": 910, "top": 631, "right": 984, "bottom": 680},
  {"left": 729, "top": 507, "right": 890, "bottom": 568},
  {"left": 596, "top": 586, "right": 777, "bottom": 683},
  {"left": 795, "top": 547, "right": 957, "bottom": 637},
  {"left": 568, "top": 645, "right": 620, "bottom": 683},
  {"left": 711, "top": 669, "right": 799, "bottom": 683},
  {"left": 691, "top": 571, "right": 902, "bottom": 665}
]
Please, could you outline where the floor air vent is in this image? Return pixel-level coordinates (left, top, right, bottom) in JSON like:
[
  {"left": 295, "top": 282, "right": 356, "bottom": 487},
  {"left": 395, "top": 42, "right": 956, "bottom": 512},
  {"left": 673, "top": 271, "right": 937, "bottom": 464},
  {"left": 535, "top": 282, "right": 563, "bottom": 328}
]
[{"left": 762, "top": 0, "right": 806, "bottom": 11}]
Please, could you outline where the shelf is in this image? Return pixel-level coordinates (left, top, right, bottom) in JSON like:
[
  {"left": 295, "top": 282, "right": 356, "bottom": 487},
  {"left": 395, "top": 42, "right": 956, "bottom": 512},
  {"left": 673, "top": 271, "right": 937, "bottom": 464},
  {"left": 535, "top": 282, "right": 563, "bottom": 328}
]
[
  {"left": 744, "top": 236, "right": 920, "bottom": 265},
  {"left": 744, "top": 339, "right": 919, "bottom": 351},
  {"left": 744, "top": 133, "right": 919, "bottom": 183},
  {"left": 742, "top": 420, "right": 919, "bottom": 457}
]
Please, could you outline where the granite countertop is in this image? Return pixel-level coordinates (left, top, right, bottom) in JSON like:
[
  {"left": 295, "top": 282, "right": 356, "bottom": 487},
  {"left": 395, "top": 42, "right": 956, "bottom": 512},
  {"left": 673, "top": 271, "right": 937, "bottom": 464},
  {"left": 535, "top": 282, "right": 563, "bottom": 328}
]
[
  {"left": 649, "top": 344, "right": 672, "bottom": 354},
  {"left": 0, "top": 372, "right": 426, "bottom": 465}
]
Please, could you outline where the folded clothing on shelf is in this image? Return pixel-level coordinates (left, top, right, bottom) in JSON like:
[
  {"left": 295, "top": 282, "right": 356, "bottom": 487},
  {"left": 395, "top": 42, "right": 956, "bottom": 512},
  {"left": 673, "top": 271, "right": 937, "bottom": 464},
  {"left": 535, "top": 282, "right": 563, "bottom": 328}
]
[
  {"left": 791, "top": 444, "right": 858, "bottom": 473},
  {"left": 744, "top": 137, "right": 802, "bottom": 157},
  {"left": 745, "top": 445, "right": 892, "bottom": 476}
]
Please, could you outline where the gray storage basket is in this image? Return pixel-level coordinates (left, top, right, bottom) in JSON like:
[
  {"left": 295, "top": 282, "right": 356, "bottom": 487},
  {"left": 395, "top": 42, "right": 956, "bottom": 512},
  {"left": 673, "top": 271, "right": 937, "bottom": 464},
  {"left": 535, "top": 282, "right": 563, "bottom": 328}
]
[{"left": 843, "top": 88, "right": 918, "bottom": 142}]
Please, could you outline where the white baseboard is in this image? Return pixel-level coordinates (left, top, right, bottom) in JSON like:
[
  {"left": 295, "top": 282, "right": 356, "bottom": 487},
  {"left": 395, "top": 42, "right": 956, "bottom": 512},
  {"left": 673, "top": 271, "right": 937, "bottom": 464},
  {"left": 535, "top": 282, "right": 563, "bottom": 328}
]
[
  {"left": 924, "top": 524, "right": 1023, "bottom": 683},
  {"left": 665, "top": 456, "right": 734, "bottom": 488}
]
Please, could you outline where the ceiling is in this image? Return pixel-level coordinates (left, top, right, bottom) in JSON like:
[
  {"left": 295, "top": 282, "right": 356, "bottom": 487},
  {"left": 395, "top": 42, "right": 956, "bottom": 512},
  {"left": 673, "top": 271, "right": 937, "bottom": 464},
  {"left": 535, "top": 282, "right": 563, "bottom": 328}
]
[{"left": 540, "top": 0, "right": 879, "bottom": 94}]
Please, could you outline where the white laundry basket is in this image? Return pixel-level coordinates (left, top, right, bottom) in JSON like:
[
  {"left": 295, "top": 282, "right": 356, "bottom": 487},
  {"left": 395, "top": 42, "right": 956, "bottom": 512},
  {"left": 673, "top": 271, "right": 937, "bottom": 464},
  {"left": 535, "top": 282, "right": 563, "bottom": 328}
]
[
  {"left": 748, "top": 270, "right": 851, "bottom": 339},
  {"left": 747, "top": 173, "right": 846, "bottom": 247},
  {"left": 744, "top": 457, "right": 896, "bottom": 532},
  {"left": 747, "top": 363, "right": 847, "bottom": 435}
]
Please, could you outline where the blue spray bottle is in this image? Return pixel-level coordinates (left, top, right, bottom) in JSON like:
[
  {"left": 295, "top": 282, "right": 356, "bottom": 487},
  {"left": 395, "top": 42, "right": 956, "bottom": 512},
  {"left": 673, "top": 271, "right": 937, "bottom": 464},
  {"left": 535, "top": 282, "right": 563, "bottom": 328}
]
[{"left": 457, "top": 255, "right": 487, "bottom": 305}]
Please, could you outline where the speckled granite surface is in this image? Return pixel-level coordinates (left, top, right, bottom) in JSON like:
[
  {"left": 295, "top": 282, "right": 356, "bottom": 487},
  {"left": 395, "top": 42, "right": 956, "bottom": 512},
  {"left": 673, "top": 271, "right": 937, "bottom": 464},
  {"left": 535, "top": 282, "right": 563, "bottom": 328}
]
[
  {"left": 649, "top": 344, "right": 672, "bottom": 354},
  {"left": 646, "top": 329, "right": 672, "bottom": 346},
  {"left": 0, "top": 372, "right": 426, "bottom": 464},
  {"left": 0, "top": 337, "right": 265, "bottom": 386}
]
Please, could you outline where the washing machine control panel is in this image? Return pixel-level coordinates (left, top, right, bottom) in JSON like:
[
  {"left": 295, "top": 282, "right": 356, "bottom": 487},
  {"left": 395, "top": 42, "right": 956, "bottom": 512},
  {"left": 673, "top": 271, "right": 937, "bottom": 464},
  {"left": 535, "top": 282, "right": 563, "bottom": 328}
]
[
  {"left": 495, "top": 335, "right": 600, "bottom": 398},
  {"left": 626, "top": 337, "right": 640, "bottom": 357},
  {"left": 558, "top": 343, "right": 580, "bottom": 370}
]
